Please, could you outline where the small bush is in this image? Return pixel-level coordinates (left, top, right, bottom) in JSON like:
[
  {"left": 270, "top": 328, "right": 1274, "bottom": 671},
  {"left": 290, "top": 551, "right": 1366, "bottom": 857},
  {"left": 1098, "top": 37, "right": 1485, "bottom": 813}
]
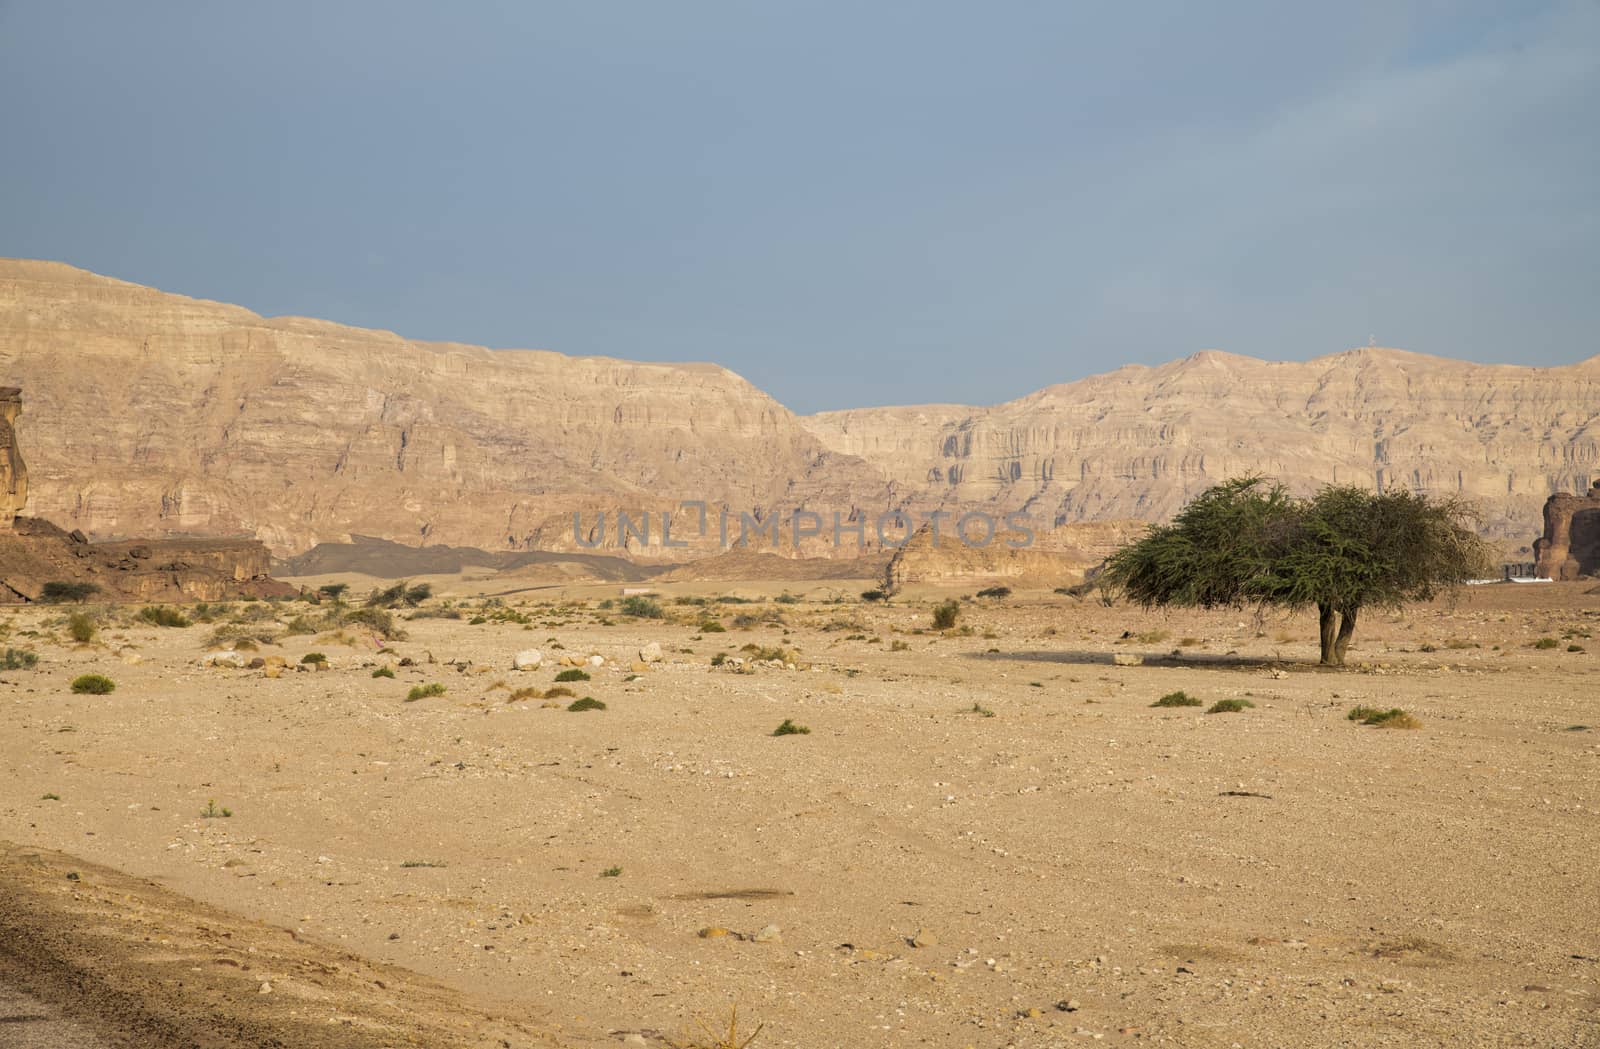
[
  {"left": 700, "top": 620, "right": 727, "bottom": 633},
  {"left": 282, "top": 615, "right": 317, "bottom": 636},
  {"left": 1206, "top": 698, "right": 1254, "bottom": 714},
  {"left": 67, "top": 612, "right": 97, "bottom": 644},
  {"left": 890, "top": 639, "right": 910, "bottom": 651},
  {"left": 200, "top": 799, "right": 232, "bottom": 818},
  {"left": 976, "top": 586, "right": 1012, "bottom": 599},
  {"left": 861, "top": 589, "right": 887, "bottom": 602},
  {"left": 367, "top": 581, "right": 432, "bottom": 608},
  {"left": 931, "top": 600, "right": 961, "bottom": 630},
  {"left": 135, "top": 606, "right": 191, "bottom": 628},
  {"left": 772, "top": 718, "right": 811, "bottom": 736},
  {"left": 775, "top": 593, "right": 801, "bottom": 605},
  {"left": 619, "top": 596, "right": 664, "bottom": 619},
  {"left": 710, "top": 652, "right": 728, "bottom": 667},
  {"left": 555, "top": 668, "right": 591, "bottom": 682},
  {"left": 318, "top": 583, "right": 349, "bottom": 601},
  {"left": 300, "top": 652, "right": 327, "bottom": 665},
  {"left": 1152, "top": 691, "right": 1202, "bottom": 708},
  {"left": 41, "top": 581, "right": 100, "bottom": 604},
  {"left": 542, "top": 685, "right": 576, "bottom": 699},
  {"left": 968, "top": 702, "right": 995, "bottom": 718},
  {"left": 1, "top": 648, "right": 39, "bottom": 670},
  {"left": 1349, "top": 706, "right": 1420, "bottom": 728},
  {"left": 1531, "top": 637, "right": 1559, "bottom": 650},
  {"left": 1568, "top": 644, "right": 1587, "bottom": 653},
  {"left": 567, "top": 696, "right": 606, "bottom": 712},
  {"left": 70, "top": 674, "right": 116, "bottom": 695},
  {"left": 371, "top": 666, "right": 395, "bottom": 678},
  {"left": 405, "top": 682, "right": 446, "bottom": 702},
  {"left": 601, "top": 866, "right": 623, "bottom": 877},
  {"left": 340, "top": 606, "right": 404, "bottom": 640}
]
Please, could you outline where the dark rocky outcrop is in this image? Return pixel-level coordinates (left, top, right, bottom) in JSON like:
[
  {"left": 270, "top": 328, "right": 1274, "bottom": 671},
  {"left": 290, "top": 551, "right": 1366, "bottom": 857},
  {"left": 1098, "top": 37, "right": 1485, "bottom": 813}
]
[{"left": 1533, "top": 481, "right": 1600, "bottom": 580}]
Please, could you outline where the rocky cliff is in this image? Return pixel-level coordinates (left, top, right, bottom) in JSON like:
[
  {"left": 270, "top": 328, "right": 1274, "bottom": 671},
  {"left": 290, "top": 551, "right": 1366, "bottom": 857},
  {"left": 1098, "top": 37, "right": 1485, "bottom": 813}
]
[
  {"left": 0, "top": 260, "right": 894, "bottom": 557},
  {"left": 4, "top": 259, "right": 1597, "bottom": 559},
  {"left": 805, "top": 349, "right": 1600, "bottom": 540}
]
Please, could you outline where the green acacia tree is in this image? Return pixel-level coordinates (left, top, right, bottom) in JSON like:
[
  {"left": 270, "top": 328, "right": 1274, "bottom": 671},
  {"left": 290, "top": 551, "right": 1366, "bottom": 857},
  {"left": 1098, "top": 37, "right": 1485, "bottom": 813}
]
[{"left": 1104, "top": 479, "right": 1493, "bottom": 666}]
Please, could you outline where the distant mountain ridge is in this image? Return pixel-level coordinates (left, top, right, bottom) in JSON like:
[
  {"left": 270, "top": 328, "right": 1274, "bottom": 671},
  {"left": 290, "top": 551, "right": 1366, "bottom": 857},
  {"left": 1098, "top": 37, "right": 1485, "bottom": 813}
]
[{"left": 2, "top": 258, "right": 1595, "bottom": 555}]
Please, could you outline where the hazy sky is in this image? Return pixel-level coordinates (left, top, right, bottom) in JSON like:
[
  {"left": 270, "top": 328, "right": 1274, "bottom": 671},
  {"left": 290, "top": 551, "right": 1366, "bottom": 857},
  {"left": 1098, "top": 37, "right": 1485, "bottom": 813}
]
[{"left": 2, "top": 2, "right": 1595, "bottom": 412}]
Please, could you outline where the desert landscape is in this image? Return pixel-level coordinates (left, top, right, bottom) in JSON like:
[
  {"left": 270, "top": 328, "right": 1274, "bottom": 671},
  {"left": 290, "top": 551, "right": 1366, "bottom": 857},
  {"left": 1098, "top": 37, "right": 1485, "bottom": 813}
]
[
  {"left": 2, "top": 7, "right": 1598, "bottom": 1042},
  {"left": 2, "top": 572, "right": 1598, "bottom": 1047}
]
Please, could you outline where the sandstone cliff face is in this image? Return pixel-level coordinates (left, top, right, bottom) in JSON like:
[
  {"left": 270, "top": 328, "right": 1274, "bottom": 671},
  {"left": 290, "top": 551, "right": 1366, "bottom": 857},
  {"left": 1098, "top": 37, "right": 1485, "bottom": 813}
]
[
  {"left": 806, "top": 349, "right": 1600, "bottom": 540},
  {"left": 5, "top": 260, "right": 1596, "bottom": 560},
  {"left": 883, "top": 520, "right": 1147, "bottom": 590},
  {"left": 0, "top": 260, "right": 893, "bottom": 556}
]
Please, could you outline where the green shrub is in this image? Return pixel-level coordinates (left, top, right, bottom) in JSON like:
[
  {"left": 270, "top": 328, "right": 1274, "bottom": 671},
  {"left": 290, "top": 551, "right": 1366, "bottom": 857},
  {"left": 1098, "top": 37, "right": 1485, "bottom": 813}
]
[
  {"left": 1348, "top": 706, "right": 1420, "bottom": 728},
  {"left": 405, "top": 683, "right": 446, "bottom": 702},
  {"left": 1568, "top": 644, "right": 1587, "bottom": 654},
  {"left": 70, "top": 674, "right": 116, "bottom": 695},
  {"left": 371, "top": 666, "right": 395, "bottom": 679},
  {"left": 66, "top": 612, "right": 97, "bottom": 644},
  {"left": 282, "top": 615, "right": 317, "bottom": 636},
  {"left": 619, "top": 596, "right": 664, "bottom": 619},
  {"left": 1531, "top": 637, "right": 1559, "bottom": 649},
  {"left": 861, "top": 589, "right": 887, "bottom": 602},
  {"left": 340, "top": 606, "right": 403, "bottom": 640},
  {"left": 41, "top": 581, "right": 99, "bottom": 603},
  {"left": 772, "top": 718, "right": 810, "bottom": 736},
  {"left": 567, "top": 696, "right": 606, "bottom": 712},
  {"left": 976, "top": 586, "right": 1012, "bottom": 599},
  {"left": 317, "top": 583, "right": 349, "bottom": 601},
  {"left": 555, "top": 668, "right": 591, "bottom": 682},
  {"left": 1152, "top": 691, "right": 1202, "bottom": 708},
  {"left": 0, "top": 648, "right": 39, "bottom": 670},
  {"left": 700, "top": 620, "right": 727, "bottom": 633},
  {"left": 300, "top": 652, "right": 327, "bottom": 665},
  {"left": 200, "top": 799, "right": 232, "bottom": 818},
  {"left": 367, "top": 581, "right": 432, "bottom": 608},
  {"left": 710, "top": 652, "right": 728, "bottom": 667},
  {"left": 135, "top": 606, "right": 191, "bottom": 628},
  {"left": 1206, "top": 698, "right": 1254, "bottom": 714},
  {"left": 774, "top": 593, "right": 801, "bottom": 605},
  {"left": 931, "top": 600, "right": 961, "bottom": 630}
]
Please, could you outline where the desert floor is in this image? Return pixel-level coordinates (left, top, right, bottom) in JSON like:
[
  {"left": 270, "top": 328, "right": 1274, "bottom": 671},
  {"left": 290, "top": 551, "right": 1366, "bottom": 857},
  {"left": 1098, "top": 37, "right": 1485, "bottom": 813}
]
[{"left": 1, "top": 581, "right": 1597, "bottom": 1048}]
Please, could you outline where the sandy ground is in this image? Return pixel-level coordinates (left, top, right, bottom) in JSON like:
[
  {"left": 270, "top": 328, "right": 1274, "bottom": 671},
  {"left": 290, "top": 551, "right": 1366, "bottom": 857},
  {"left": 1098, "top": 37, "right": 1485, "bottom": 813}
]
[{"left": 1, "top": 583, "right": 1598, "bottom": 1048}]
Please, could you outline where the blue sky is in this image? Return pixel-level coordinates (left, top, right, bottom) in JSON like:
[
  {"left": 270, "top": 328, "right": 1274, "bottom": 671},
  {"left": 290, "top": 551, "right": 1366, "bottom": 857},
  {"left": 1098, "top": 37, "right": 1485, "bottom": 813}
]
[{"left": 2, "top": 2, "right": 1595, "bottom": 412}]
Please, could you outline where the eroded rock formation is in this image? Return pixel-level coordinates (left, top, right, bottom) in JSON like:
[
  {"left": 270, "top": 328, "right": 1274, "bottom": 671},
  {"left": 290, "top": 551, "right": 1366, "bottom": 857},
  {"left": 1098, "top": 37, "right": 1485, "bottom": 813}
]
[
  {"left": 0, "top": 382, "right": 291, "bottom": 602},
  {"left": 0, "top": 387, "right": 27, "bottom": 529},
  {"left": 1533, "top": 481, "right": 1600, "bottom": 580}
]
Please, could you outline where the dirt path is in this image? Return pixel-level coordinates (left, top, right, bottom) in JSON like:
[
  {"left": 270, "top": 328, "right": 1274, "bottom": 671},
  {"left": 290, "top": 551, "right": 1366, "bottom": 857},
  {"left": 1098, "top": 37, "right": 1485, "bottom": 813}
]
[{"left": 0, "top": 843, "right": 560, "bottom": 1049}]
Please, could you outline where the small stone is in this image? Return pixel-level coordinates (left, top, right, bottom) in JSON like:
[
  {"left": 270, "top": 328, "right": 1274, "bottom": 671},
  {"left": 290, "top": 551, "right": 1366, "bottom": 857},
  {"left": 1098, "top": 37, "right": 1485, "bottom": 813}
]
[
  {"left": 631, "top": 661, "right": 651, "bottom": 673},
  {"left": 587, "top": 654, "right": 605, "bottom": 667},
  {"left": 911, "top": 928, "right": 937, "bottom": 948},
  {"left": 513, "top": 649, "right": 543, "bottom": 671},
  {"left": 1112, "top": 653, "right": 1142, "bottom": 667},
  {"left": 258, "top": 981, "right": 272, "bottom": 994},
  {"left": 1023, "top": 1007, "right": 1042, "bottom": 1019},
  {"left": 698, "top": 926, "right": 731, "bottom": 939},
  {"left": 1057, "top": 999, "right": 1081, "bottom": 1012},
  {"left": 639, "top": 641, "right": 663, "bottom": 663},
  {"left": 752, "top": 924, "right": 782, "bottom": 943},
  {"left": 623, "top": 1036, "right": 647, "bottom": 1047}
]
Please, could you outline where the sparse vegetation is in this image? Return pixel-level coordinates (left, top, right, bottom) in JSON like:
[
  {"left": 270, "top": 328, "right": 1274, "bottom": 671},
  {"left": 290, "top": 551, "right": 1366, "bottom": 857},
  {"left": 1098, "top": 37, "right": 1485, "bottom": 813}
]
[
  {"left": 70, "top": 674, "right": 115, "bottom": 695},
  {"left": 931, "top": 600, "right": 961, "bottom": 630},
  {"left": 1207, "top": 698, "right": 1255, "bottom": 714},
  {"left": 200, "top": 799, "right": 232, "bottom": 818},
  {"left": 555, "top": 668, "right": 591, "bottom": 682},
  {"left": 405, "top": 682, "right": 447, "bottom": 702},
  {"left": 1152, "top": 690, "right": 1202, "bottom": 708},
  {"left": 619, "top": 596, "right": 664, "bottom": 618},
  {"left": 860, "top": 589, "right": 887, "bottom": 602},
  {"left": 976, "top": 586, "right": 1012, "bottom": 599},
  {"left": 1348, "top": 706, "right": 1421, "bottom": 728},
  {"left": 67, "top": 611, "right": 97, "bottom": 644},
  {"left": 135, "top": 605, "right": 191, "bottom": 628},
  {"left": 372, "top": 666, "right": 395, "bottom": 678},
  {"left": 669, "top": 1005, "right": 763, "bottom": 1049},
  {"left": 772, "top": 718, "right": 810, "bottom": 736},
  {"left": 601, "top": 866, "right": 623, "bottom": 877},
  {"left": 567, "top": 696, "right": 606, "bottom": 712},
  {"left": 1531, "top": 637, "right": 1559, "bottom": 649},
  {"left": 400, "top": 860, "right": 446, "bottom": 868},
  {"left": 41, "top": 581, "right": 100, "bottom": 603},
  {"left": 366, "top": 581, "right": 433, "bottom": 608},
  {"left": 1, "top": 648, "right": 38, "bottom": 670},
  {"left": 300, "top": 651, "right": 328, "bottom": 665},
  {"left": 967, "top": 702, "right": 995, "bottom": 718},
  {"left": 710, "top": 652, "right": 728, "bottom": 667}
]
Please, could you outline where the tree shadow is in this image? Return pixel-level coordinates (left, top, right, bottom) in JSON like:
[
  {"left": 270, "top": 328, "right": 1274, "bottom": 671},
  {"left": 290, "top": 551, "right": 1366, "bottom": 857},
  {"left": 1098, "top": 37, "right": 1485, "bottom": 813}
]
[{"left": 966, "top": 649, "right": 1327, "bottom": 672}]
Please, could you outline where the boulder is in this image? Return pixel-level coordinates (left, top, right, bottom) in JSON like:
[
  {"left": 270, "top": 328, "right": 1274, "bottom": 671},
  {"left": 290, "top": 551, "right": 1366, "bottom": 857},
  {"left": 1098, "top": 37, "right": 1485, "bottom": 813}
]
[
  {"left": 639, "top": 641, "right": 663, "bottom": 663},
  {"left": 512, "top": 649, "right": 543, "bottom": 671}
]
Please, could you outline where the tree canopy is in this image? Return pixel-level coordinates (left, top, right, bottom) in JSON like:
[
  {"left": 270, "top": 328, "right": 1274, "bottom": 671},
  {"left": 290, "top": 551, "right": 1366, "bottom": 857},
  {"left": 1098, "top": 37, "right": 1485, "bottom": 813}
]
[{"left": 1102, "top": 479, "right": 1494, "bottom": 665}]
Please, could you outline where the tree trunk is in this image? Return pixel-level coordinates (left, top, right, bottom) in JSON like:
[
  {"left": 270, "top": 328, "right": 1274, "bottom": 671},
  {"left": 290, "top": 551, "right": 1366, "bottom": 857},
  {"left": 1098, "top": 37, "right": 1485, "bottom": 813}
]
[
  {"left": 1333, "top": 605, "right": 1358, "bottom": 665},
  {"left": 1318, "top": 602, "right": 1337, "bottom": 665}
]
